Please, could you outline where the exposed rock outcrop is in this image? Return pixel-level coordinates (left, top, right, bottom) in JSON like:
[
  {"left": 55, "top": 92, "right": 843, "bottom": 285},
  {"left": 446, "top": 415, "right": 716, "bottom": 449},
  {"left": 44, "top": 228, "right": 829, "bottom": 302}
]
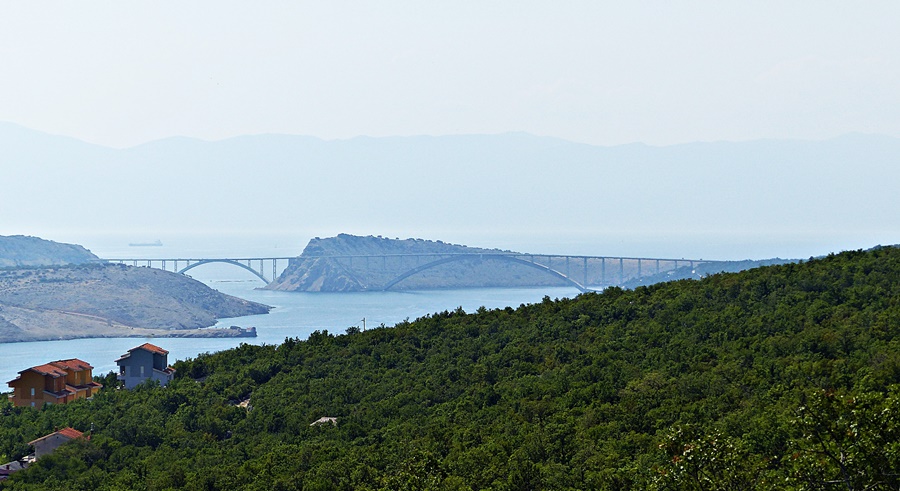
[{"left": 0, "top": 263, "right": 270, "bottom": 343}]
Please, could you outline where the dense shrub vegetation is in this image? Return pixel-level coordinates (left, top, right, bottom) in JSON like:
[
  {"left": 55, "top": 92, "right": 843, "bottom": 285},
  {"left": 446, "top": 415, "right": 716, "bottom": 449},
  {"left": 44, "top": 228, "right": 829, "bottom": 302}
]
[{"left": 1, "top": 247, "right": 899, "bottom": 489}]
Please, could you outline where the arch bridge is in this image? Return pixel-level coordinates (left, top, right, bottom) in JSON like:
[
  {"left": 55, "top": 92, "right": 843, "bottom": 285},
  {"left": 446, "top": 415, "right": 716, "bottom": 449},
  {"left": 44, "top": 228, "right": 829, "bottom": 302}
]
[
  {"left": 103, "top": 253, "right": 716, "bottom": 292},
  {"left": 103, "top": 257, "right": 295, "bottom": 284}
]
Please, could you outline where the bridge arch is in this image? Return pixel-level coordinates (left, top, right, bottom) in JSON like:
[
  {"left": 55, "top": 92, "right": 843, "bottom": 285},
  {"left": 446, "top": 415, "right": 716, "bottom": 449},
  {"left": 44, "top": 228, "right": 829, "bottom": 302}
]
[
  {"left": 381, "top": 254, "right": 590, "bottom": 292},
  {"left": 178, "top": 259, "right": 269, "bottom": 284}
]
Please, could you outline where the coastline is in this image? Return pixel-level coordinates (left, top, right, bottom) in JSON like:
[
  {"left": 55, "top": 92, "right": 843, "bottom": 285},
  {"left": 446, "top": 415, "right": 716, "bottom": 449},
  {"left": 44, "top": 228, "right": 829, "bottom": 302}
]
[
  {"left": 0, "top": 325, "right": 257, "bottom": 344},
  {"left": 0, "top": 302, "right": 262, "bottom": 344}
]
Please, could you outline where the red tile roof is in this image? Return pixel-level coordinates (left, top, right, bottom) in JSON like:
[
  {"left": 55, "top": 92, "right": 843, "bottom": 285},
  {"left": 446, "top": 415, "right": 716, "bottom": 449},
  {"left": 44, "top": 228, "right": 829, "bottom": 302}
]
[
  {"left": 8, "top": 359, "right": 95, "bottom": 387},
  {"left": 25, "top": 364, "right": 68, "bottom": 378},
  {"left": 134, "top": 343, "right": 169, "bottom": 355},
  {"left": 116, "top": 343, "right": 170, "bottom": 362},
  {"left": 28, "top": 427, "right": 84, "bottom": 445},
  {"left": 57, "top": 427, "right": 84, "bottom": 440},
  {"left": 50, "top": 359, "right": 93, "bottom": 371}
]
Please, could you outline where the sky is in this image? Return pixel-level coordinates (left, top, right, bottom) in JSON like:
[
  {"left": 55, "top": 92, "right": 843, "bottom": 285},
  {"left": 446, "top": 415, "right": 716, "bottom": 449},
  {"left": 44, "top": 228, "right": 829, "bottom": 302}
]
[
  {"left": 1, "top": 2, "right": 899, "bottom": 148},
  {"left": 1, "top": 2, "right": 899, "bottom": 260}
]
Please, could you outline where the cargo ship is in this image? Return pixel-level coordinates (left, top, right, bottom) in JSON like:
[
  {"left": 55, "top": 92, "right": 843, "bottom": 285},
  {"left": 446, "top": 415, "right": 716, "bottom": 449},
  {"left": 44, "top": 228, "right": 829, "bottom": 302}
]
[{"left": 128, "top": 240, "right": 163, "bottom": 247}]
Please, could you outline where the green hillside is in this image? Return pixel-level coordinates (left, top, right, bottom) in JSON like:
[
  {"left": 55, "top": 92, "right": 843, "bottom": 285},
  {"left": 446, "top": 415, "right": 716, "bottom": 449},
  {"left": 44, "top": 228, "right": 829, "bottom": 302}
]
[{"left": 2, "top": 247, "right": 900, "bottom": 490}]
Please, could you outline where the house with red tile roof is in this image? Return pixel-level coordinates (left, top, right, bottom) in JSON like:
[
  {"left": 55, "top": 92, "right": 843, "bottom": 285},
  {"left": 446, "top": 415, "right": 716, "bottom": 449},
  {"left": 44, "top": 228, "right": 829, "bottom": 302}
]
[
  {"left": 28, "top": 427, "right": 84, "bottom": 458},
  {"left": 116, "top": 343, "right": 176, "bottom": 389},
  {"left": 6, "top": 359, "right": 102, "bottom": 408}
]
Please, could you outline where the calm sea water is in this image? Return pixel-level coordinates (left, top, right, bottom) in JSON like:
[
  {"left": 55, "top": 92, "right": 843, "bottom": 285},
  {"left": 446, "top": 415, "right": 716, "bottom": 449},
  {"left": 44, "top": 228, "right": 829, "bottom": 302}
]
[{"left": 0, "top": 243, "right": 579, "bottom": 385}]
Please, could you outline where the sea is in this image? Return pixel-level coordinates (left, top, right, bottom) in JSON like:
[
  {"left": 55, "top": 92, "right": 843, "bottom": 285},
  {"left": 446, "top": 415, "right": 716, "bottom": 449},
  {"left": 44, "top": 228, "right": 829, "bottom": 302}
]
[{"left": 0, "top": 234, "right": 581, "bottom": 385}]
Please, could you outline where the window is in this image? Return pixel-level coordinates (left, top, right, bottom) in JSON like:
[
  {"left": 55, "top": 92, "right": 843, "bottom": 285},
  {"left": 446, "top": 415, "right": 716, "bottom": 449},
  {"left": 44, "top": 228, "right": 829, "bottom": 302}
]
[
  {"left": 140, "top": 366, "right": 145, "bottom": 377},
  {"left": 30, "top": 388, "right": 35, "bottom": 398}
]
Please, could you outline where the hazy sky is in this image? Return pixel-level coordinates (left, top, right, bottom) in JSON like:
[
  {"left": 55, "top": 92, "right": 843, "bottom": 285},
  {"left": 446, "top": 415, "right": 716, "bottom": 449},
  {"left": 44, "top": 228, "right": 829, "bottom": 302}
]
[{"left": 1, "top": 2, "right": 898, "bottom": 148}]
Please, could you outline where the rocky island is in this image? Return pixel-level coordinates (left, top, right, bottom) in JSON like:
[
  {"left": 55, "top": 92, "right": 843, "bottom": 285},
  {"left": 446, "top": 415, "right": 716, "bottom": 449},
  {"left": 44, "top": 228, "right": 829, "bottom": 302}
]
[
  {"left": 264, "top": 234, "right": 571, "bottom": 292},
  {"left": 265, "top": 234, "right": 800, "bottom": 293},
  {"left": 0, "top": 235, "right": 270, "bottom": 343}
]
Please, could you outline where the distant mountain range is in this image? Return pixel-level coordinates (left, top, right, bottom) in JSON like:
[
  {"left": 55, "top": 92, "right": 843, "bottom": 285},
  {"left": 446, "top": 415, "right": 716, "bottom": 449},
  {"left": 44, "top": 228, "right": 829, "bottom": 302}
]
[{"left": 2, "top": 122, "right": 898, "bottom": 259}]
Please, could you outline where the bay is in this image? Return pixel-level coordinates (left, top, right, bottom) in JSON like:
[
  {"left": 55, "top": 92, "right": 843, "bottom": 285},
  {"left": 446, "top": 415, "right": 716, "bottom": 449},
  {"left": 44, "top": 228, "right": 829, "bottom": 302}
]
[{"left": 0, "top": 271, "right": 579, "bottom": 386}]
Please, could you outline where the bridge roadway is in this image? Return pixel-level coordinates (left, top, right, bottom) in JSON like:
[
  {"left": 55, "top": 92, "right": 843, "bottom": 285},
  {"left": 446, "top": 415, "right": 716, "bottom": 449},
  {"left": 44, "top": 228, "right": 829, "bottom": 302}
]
[{"left": 102, "top": 253, "right": 715, "bottom": 292}]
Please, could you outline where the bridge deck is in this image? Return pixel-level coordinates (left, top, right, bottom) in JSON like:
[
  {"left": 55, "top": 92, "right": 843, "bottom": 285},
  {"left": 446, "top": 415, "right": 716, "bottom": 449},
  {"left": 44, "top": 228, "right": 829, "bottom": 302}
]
[{"left": 102, "top": 253, "right": 716, "bottom": 290}]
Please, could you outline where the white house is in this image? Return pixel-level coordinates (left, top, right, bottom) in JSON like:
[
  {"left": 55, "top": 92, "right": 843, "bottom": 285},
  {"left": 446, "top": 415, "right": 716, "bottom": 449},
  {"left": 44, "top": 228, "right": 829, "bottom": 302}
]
[{"left": 29, "top": 427, "right": 84, "bottom": 459}]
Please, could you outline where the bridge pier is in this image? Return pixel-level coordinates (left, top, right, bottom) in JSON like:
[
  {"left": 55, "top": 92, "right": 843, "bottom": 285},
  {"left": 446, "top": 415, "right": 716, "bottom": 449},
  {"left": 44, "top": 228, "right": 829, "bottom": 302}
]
[{"left": 583, "top": 257, "right": 588, "bottom": 289}]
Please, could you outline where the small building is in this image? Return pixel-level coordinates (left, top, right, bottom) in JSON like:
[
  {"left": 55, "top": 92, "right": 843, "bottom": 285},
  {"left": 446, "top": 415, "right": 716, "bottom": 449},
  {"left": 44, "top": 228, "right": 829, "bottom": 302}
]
[
  {"left": 7, "top": 359, "right": 102, "bottom": 408},
  {"left": 115, "top": 343, "right": 176, "bottom": 389},
  {"left": 0, "top": 460, "right": 28, "bottom": 481},
  {"left": 28, "top": 427, "right": 84, "bottom": 459},
  {"left": 310, "top": 416, "right": 338, "bottom": 426}
]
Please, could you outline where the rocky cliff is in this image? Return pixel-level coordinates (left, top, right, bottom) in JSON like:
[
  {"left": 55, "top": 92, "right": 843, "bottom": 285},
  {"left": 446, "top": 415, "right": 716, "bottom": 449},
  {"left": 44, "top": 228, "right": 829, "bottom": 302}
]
[
  {"left": 264, "top": 234, "right": 569, "bottom": 292},
  {"left": 0, "top": 235, "right": 98, "bottom": 268}
]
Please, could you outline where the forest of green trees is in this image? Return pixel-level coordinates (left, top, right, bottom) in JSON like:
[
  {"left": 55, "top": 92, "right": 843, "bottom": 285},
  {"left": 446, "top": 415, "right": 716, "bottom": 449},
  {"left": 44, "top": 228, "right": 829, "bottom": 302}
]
[{"left": 1, "top": 247, "right": 899, "bottom": 490}]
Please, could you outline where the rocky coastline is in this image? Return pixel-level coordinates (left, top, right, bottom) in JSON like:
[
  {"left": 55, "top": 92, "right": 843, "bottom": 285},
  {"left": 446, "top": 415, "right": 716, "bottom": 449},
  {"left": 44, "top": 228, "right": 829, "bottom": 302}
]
[{"left": 0, "top": 260, "right": 270, "bottom": 343}]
